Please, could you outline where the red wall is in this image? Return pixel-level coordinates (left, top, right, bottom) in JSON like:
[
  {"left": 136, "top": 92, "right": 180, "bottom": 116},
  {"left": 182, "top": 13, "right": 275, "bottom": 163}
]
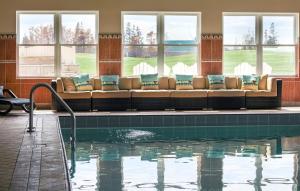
[{"left": 0, "top": 33, "right": 299, "bottom": 107}]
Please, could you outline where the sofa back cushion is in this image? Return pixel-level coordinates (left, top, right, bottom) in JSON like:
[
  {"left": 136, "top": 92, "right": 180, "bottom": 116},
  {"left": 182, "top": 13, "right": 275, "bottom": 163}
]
[
  {"left": 258, "top": 74, "right": 268, "bottom": 90},
  {"left": 207, "top": 75, "right": 226, "bottom": 89},
  {"left": 94, "top": 79, "right": 102, "bottom": 90},
  {"left": 193, "top": 76, "right": 206, "bottom": 89},
  {"left": 101, "top": 75, "right": 119, "bottom": 91},
  {"left": 225, "top": 76, "right": 238, "bottom": 89},
  {"left": 119, "top": 77, "right": 132, "bottom": 90},
  {"left": 131, "top": 77, "right": 142, "bottom": 89},
  {"left": 159, "top": 77, "right": 169, "bottom": 89},
  {"left": 168, "top": 77, "right": 176, "bottom": 90},
  {"left": 61, "top": 77, "right": 76, "bottom": 92}
]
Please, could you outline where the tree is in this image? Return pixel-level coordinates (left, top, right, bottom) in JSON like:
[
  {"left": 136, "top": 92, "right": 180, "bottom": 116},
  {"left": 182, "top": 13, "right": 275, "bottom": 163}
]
[
  {"left": 242, "top": 29, "right": 255, "bottom": 50},
  {"left": 264, "top": 22, "right": 278, "bottom": 45}
]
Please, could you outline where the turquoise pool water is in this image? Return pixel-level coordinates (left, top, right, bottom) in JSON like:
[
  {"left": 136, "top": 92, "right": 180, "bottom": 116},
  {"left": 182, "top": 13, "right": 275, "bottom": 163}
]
[{"left": 62, "top": 126, "right": 300, "bottom": 191}]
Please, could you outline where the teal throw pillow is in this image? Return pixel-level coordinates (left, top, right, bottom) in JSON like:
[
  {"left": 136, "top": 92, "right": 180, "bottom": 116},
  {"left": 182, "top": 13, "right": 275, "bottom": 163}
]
[
  {"left": 72, "top": 74, "right": 93, "bottom": 91},
  {"left": 141, "top": 73, "right": 159, "bottom": 90},
  {"left": 241, "top": 75, "right": 260, "bottom": 90},
  {"left": 207, "top": 75, "right": 226, "bottom": 89},
  {"left": 101, "top": 75, "right": 119, "bottom": 91},
  {"left": 175, "top": 74, "right": 193, "bottom": 90}
]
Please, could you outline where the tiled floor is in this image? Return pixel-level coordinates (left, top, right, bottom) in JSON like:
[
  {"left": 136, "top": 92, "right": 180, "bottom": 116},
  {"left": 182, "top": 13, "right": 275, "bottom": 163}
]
[
  {"left": 0, "top": 111, "right": 69, "bottom": 191},
  {"left": 1, "top": 107, "right": 300, "bottom": 191}
]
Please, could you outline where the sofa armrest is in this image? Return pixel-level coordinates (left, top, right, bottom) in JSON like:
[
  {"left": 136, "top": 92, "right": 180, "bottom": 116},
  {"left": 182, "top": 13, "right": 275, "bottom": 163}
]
[
  {"left": 51, "top": 78, "right": 64, "bottom": 93},
  {"left": 267, "top": 78, "right": 282, "bottom": 97}
]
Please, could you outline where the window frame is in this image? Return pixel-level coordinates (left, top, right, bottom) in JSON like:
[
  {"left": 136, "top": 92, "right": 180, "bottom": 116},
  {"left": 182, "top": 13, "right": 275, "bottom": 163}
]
[
  {"left": 121, "top": 11, "right": 201, "bottom": 76},
  {"left": 223, "top": 12, "right": 299, "bottom": 77},
  {"left": 16, "top": 10, "right": 99, "bottom": 79}
]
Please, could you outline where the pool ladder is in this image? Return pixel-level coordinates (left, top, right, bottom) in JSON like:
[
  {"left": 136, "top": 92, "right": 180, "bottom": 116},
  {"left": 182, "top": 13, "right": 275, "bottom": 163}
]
[{"left": 28, "top": 83, "right": 76, "bottom": 178}]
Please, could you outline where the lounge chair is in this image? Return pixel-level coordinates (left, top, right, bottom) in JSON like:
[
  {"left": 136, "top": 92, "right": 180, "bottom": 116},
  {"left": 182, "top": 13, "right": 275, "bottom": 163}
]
[{"left": 0, "top": 88, "right": 35, "bottom": 115}]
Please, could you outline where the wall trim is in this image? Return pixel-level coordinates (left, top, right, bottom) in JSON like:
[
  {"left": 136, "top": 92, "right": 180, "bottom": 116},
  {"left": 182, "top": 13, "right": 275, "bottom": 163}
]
[
  {"left": 0, "top": 33, "right": 16, "bottom": 39},
  {"left": 0, "top": 33, "right": 222, "bottom": 40}
]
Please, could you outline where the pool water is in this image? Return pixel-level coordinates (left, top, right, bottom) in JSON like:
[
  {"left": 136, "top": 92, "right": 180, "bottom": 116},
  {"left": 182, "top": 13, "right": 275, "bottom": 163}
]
[{"left": 62, "top": 127, "right": 300, "bottom": 191}]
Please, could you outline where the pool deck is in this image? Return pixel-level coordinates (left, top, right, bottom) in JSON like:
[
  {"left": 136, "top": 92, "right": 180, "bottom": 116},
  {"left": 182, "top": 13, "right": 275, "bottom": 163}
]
[{"left": 1, "top": 107, "right": 300, "bottom": 190}]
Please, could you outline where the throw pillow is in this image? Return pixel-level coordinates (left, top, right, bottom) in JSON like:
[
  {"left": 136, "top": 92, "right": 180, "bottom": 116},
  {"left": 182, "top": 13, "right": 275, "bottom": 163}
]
[
  {"left": 241, "top": 75, "right": 260, "bottom": 90},
  {"left": 61, "top": 77, "right": 76, "bottom": 92},
  {"left": 175, "top": 74, "right": 193, "bottom": 90},
  {"left": 207, "top": 75, "right": 226, "bottom": 89},
  {"left": 141, "top": 73, "right": 159, "bottom": 90},
  {"left": 72, "top": 74, "right": 93, "bottom": 91},
  {"left": 101, "top": 75, "right": 119, "bottom": 91},
  {"left": 0, "top": 86, "right": 3, "bottom": 97}
]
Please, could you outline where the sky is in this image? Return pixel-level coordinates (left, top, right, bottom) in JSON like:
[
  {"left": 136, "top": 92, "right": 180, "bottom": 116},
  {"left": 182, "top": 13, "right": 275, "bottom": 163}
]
[
  {"left": 223, "top": 15, "right": 295, "bottom": 45},
  {"left": 123, "top": 15, "right": 198, "bottom": 44},
  {"left": 19, "top": 14, "right": 96, "bottom": 43}
]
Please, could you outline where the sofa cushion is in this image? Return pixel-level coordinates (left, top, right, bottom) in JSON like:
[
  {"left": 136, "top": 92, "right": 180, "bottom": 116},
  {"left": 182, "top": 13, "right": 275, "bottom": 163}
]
[
  {"left": 241, "top": 75, "right": 260, "bottom": 90},
  {"left": 132, "top": 77, "right": 142, "bottom": 89},
  {"left": 175, "top": 74, "right": 193, "bottom": 90},
  {"left": 56, "top": 79, "right": 64, "bottom": 93},
  {"left": 59, "top": 91, "right": 91, "bottom": 99},
  {"left": 208, "top": 75, "right": 226, "bottom": 89},
  {"left": 207, "top": 90, "right": 245, "bottom": 97},
  {"left": 159, "top": 77, "right": 169, "bottom": 89},
  {"left": 61, "top": 77, "right": 76, "bottom": 92},
  {"left": 119, "top": 77, "right": 132, "bottom": 90},
  {"left": 170, "top": 90, "right": 207, "bottom": 98},
  {"left": 246, "top": 90, "right": 276, "bottom": 97},
  {"left": 168, "top": 77, "right": 176, "bottom": 90},
  {"left": 193, "top": 77, "right": 206, "bottom": 89},
  {"left": 141, "top": 74, "right": 159, "bottom": 90},
  {"left": 94, "top": 79, "right": 102, "bottom": 90},
  {"left": 101, "top": 75, "right": 119, "bottom": 91},
  {"left": 258, "top": 74, "right": 268, "bottom": 90},
  {"left": 92, "top": 90, "right": 131, "bottom": 98},
  {"left": 131, "top": 90, "right": 170, "bottom": 98},
  {"left": 225, "top": 77, "right": 238, "bottom": 89}
]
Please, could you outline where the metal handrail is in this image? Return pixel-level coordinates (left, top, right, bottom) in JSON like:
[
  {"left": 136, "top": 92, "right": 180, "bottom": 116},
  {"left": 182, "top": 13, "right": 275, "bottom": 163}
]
[{"left": 28, "top": 83, "right": 76, "bottom": 152}]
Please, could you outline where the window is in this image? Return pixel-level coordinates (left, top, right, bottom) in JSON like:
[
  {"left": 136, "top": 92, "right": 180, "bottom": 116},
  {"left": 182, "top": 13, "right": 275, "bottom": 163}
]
[
  {"left": 223, "top": 13, "right": 298, "bottom": 76},
  {"left": 17, "top": 11, "right": 98, "bottom": 77},
  {"left": 122, "top": 12, "right": 200, "bottom": 76}
]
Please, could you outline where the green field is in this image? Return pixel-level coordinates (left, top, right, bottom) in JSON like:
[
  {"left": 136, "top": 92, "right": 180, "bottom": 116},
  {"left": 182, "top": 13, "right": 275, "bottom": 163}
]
[
  {"left": 76, "top": 50, "right": 295, "bottom": 76},
  {"left": 76, "top": 53, "right": 97, "bottom": 74}
]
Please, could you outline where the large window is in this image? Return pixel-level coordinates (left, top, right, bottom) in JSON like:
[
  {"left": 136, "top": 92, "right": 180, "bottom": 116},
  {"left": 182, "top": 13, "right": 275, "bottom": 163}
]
[
  {"left": 17, "top": 11, "right": 98, "bottom": 78},
  {"left": 223, "top": 13, "right": 298, "bottom": 76},
  {"left": 122, "top": 12, "right": 200, "bottom": 76}
]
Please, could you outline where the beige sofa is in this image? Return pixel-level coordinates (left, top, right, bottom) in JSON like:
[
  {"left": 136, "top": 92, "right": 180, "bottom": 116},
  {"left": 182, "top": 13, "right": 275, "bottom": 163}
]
[{"left": 51, "top": 76, "right": 282, "bottom": 111}]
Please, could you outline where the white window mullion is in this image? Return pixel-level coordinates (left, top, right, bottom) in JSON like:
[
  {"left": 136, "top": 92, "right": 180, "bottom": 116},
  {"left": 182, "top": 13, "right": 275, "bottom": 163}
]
[
  {"left": 158, "top": 14, "right": 164, "bottom": 76},
  {"left": 256, "top": 15, "right": 263, "bottom": 75},
  {"left": 55, "top": 13, "right": 61, "bottom": 77}
]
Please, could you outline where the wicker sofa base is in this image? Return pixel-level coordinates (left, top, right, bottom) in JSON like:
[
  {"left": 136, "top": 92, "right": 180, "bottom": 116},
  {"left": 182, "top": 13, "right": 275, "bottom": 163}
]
[
  {"left": 92, "top": 98, "right": 131, "bottom": 111},
  {"left": 171, "top": 98, "right": 207, "bottom": 110},
  {"left": 56, "top": 99, "right": 91, "bottom": 111},
  {"left": 246, "top": 97, "right": 281, "bottom": 109},
  {"left": 132, "top": 97, "right": 171, "bottom": 110},
  {"left": 208, "top": 97, "right": 246, "bottom": 109}
]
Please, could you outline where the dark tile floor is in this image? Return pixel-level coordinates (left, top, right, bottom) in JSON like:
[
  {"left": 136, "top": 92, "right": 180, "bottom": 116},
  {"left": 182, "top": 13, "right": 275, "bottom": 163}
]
[{"left": 0, "top": 111, "right": 69, "bottom": 191}]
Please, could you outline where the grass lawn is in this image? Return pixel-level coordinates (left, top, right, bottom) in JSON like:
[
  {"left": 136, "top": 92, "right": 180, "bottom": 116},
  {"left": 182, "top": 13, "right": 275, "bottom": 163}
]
[
  {"left": 76, "top": 53, "right": 97, "bottom": 74},
  {"left": 76, "top": 50, "right": 295, "bottom": 76},
  {"left": 224, "top": 49, "right": 295, "bottom": 75}
]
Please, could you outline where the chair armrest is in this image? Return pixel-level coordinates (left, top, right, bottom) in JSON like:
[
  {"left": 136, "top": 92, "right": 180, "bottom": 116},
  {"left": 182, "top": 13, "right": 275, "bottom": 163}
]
[{"left": 3, "top": 89, "right": 18, "bottom": 98}]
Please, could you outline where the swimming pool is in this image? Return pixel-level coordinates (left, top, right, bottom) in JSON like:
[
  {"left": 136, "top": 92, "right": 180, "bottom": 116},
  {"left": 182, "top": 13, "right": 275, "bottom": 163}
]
[{"left": 61, "top": 125, "right": 300, "bottom": 191}]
